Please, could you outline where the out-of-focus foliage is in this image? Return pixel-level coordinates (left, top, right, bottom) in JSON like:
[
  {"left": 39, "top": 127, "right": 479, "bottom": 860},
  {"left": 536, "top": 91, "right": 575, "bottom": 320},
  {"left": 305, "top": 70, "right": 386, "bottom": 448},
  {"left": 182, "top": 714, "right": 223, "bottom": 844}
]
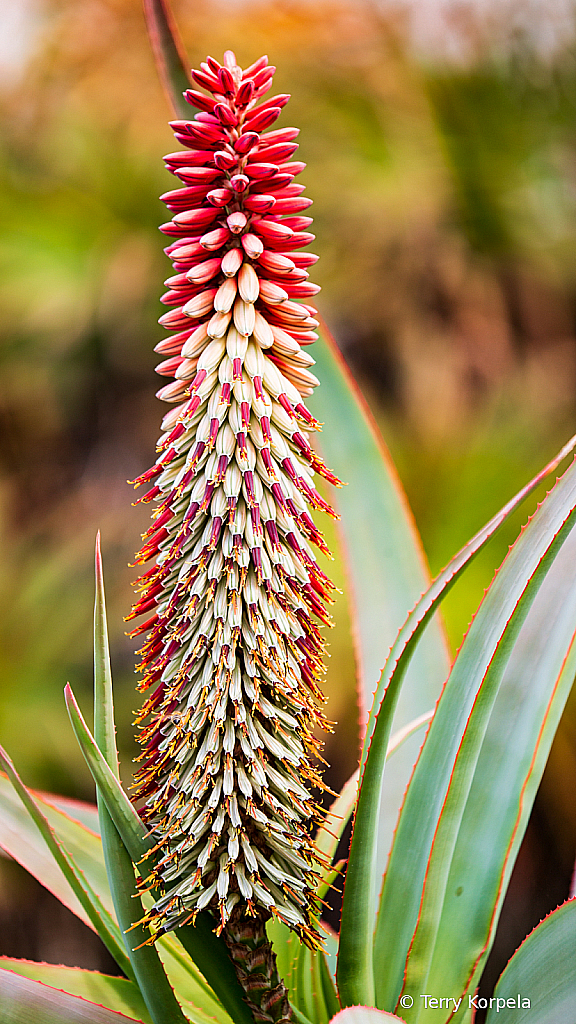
[{"left": 1, "top": 0, "right": 576, "bottom": 980}]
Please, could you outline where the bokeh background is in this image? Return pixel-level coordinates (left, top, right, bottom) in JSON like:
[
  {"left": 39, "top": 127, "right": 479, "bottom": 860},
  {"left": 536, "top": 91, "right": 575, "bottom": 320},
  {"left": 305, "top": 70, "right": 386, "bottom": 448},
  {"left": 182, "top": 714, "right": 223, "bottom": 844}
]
[{"left": 1, "top": 0, "right": 576, "bottom": 1007}]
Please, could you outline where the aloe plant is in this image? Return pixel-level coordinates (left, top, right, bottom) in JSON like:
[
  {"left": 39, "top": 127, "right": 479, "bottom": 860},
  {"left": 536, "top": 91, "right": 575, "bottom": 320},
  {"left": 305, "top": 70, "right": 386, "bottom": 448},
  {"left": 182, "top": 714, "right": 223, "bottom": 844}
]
[{"left": 1, "top": 4, "right": 576, "bottom": 1024}]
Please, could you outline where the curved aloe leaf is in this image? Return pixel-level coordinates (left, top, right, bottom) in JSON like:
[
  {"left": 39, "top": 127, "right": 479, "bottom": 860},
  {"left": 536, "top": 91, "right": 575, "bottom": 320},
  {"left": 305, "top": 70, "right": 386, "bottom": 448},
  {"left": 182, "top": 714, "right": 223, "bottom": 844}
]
[
  {"left": 406, "top": 522, "right": 576, "bottom": 1020},
  {"left": 0, "top": 772, "right": 110, "bottom": 928},
  {"left": 264, "top": 714, "right": 431, "bottom": 1021},
  {"left": 337, "top": 438, "right": 576, "bottom": 1007},
  {"left": 376, "top": 456, "right": 576, "bottom": 1016},
  {"left": 0, "top": 749, "right": 131, "bottom": 978},
  {"left": 65, "top": 685, "right": 153, "bottom": 864},
  {"left": 142, "top": 0, "right": 191, "bottom": 118},
  {"left": 0, "top": 969, "right": 145, "bottom": 1023},
  {"left": 485, "top": 899, "right": 576, "bottom": 1024},
  {"left": 40, "top": 793, "right": 100, "bottom": 835},
  {"left": 316, "top": 710, "right": 434, "bottom": 874},
  {"left": 0, "top": 960, "right": 151, "bottom": 1022},
  {"left": 311, "top": 325, "right": 450, "bottom": 881},
  {"left": 310, "top": 323, "right": 450, "bottom": 730}
]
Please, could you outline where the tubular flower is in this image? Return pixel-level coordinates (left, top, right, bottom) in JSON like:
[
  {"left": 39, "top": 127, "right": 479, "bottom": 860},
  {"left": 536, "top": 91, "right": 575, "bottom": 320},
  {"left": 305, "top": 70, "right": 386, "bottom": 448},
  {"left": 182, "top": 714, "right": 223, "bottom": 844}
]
[{"left": 129, "top": 50, "right": 340, "bottom": 949}]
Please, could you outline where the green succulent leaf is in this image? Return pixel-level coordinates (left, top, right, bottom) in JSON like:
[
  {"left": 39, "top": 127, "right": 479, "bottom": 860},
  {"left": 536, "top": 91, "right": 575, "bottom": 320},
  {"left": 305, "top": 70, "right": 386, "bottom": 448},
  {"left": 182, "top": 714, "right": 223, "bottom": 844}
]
[
  {"left": 65, "top": 684, "right": 153, "bottom": 865},
  {"left": 41, "top": 793, "right": 100, "bottom": 835},
  {"left": 485, "top": 900, "right": 576, "bottom": 1024},
  {"left": 315, "top": 710, "right": 434, "bottom": 875},
  {"left": 154, "top": 934, "right": 236, "bottom": 1024},
  {"left": 376, "top": 455, "right": 576, "bottom": 1017},
  {"left": 0, "top": 772, "right": 109, "bottom": 928},
  {"left": 0, "top": 960, "right": 151, "bottom": 1022},
  {"left": 310, "top": 324, "right": 450, "bottom": 873},
  {"left": 0, "top": 751, "right": 131, "bottom": 978},
  {"left": 310, "top": 322, "right": 450, "bottom": 730},
  {"left": 0, "top": 969, "right": 146, "bottom": 1023},
  {"left": 405, "top": 522, "right": 576, "bottom": 1020},
  {"left": 338, "top": 435, "right": 576, "bottom": 1007}
]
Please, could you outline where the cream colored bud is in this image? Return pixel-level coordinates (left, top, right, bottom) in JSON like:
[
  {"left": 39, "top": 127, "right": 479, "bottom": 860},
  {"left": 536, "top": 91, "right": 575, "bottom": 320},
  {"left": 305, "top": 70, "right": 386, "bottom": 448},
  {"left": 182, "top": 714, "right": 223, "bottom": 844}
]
[
  {"left": 238, "top": 263, "right": 260, "bottom": 304},
  {"left": 233, "top": 297, "right": 256, "bottom": 337},
  {"left": 214, "top": 277, "right": 238, "bottom": 314}
]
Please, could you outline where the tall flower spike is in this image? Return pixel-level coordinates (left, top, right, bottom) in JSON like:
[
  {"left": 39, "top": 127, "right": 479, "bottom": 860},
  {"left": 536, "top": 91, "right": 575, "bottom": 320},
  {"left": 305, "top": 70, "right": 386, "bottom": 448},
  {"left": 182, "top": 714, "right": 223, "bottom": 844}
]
[{"left": 129, "top": 49, "right": 340, "bottom": 1019}]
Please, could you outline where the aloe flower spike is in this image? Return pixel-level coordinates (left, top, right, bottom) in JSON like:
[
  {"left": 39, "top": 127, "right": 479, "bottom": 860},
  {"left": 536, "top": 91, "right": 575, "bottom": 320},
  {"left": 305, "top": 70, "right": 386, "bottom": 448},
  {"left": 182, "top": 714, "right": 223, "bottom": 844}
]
[{"left": 129, "top": 48, "right": 340, "bottom": 1022}]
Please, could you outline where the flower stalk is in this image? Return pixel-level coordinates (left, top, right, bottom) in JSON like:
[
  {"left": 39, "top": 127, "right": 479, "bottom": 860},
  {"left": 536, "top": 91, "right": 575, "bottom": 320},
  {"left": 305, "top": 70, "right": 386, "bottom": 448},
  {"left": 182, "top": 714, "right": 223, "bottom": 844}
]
[{"left": 127, "top": 47, "right": 340, "bottom": 1019}]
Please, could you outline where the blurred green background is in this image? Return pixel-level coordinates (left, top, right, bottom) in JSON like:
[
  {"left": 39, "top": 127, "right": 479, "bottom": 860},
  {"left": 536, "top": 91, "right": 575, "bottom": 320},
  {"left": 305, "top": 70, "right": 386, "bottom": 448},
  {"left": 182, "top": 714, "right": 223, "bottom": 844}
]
[{"left": 0, "top": 0, "right": 575, "bottom": 1000}]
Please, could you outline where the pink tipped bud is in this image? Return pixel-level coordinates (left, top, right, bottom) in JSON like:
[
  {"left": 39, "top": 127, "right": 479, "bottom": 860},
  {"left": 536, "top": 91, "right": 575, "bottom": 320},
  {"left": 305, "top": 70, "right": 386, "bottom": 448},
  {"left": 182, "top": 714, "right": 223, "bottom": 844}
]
[
  {"left": 285, "top": 281, "right": 321, "bottom": 298},
  {"left": 155, "top": 355, "right": 183, "bottom": 377},
  {"left": 184, "top": 122, "right": 226, "bottom": 146},
  {"left": 223, "top": 50, "right": 237, "bottom": 68},
  {"left": 184, "top": 89, "right": 217, "bottom": 112},
  {"left": 183, "top": 288, "right": 218, "bottom": 318},
  {"left": 248, "top": 94, "right": 291, "bottom": 119},
  {"left": 249, "top": 142, "right": 298, "bottom": 163},
  {"left": 253, "top": 67, "right": 276, "bottom": 90},
  {"left": 245, "top": 162, "right": 279, "bottom": 180},
  {"left": 156, "top": 379, "right": 189, "bottom": 402},
  {"left": 281, "top": 157, "right": 305, "bottom": 175},
  {"left": 191, "top": 67, "right": 220, "bottom": 93},
  {"left": 230, "top": 174, "right": 249, "bottom": 193},
  {"left": 218, "top": 67, "right": 235, "bottom": 96},
  {"left": 158, "top": 308, "right": 191, "bottom": 329},
  {"left": 259, "top": 279, "right": 288, "bottom": 304},
  {"left": 282, "top": 216, "right": 313, "bottom": 231},
  {"left": 258, "top": 250, "right": 295, "bottom": 274},
  {"left": 194, "top": 111, "right": 220, "bottom": 125},
  {"left": 206, "top": 56, "right": 222, "bottom": 74},
  {"left": 173, "top": 207, "right": 219, "bottom": 230},
  {"left": 207, "top": 188, "right": 232, "bottom": 207},
  {"left": 169, "top": 242, "right": 206, "bottom": 264},
  {"left": 260, "top": 127, "right": 300, "bottom": 145},
  {"left": 242, "top": 55, "right": 269, "bottom": 78},
  {"left": 255, "top": 173, "right": 294, "bottom": 192},
  {"left": 214, "top": 102, "right": 237, "bottom": 127},
  {"left": 272, "top": 197, "right": 313, "bottom": 214},
  {"left": 253, "top": 219, "right": 294, "bottom": 243},
  {"left": 236, "top": 79, "right": 255, "bottom": 107},
  {"left": 221, "top": 247, "right": 243, "bottom": 277},
  {"left": 214, "top": 150, "right": 237, "bottom": 171},
  {"left": 164, "top": 150, "right": 209, "bottom": 169},
  {"left": 227, "top": 212, "right": 248, "bottom": 234},
  {"left": 285, "top": 251, "right": 319, "bottom": 267},
  {"left": 186, "top": 258, "right": 222, "bottom": 284},
  {"left": 200, "top": 226, "right": 232, "bottom": 250},
  {"left": 243, "top": 194, "right": 276, "bottom": 214},
  {"left": 243, "top": 107, "right": 282, "bottom": 134},
  {"left": 279, "top": 231, "right": 315, "bottom": 250},
  {"left": 241, "top": 233, "right": 264, "bottom": 259},
  {"left": 175, "top": 166, "right": 221, "bottom": 184},
  {"left": 234, "top": 132, "right": 259, "bottom": 155}
]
